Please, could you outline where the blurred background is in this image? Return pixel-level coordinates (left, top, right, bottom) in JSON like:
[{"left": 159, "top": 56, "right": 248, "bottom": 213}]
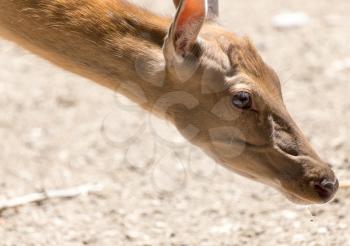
[{"left": 1, "top": 0, "right": 350, "bottom": 245}]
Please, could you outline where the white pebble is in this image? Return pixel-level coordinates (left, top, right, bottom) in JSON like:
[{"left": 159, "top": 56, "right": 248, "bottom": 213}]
[
  {"left": 318, "top": 227, "right": 328, "bottom": 234},
  {"left": 292, "top": 234, "right": 305, "bottom": 242},
  {"left": 272, "top": 12, "right": 310, "bottom": 29},
  {"left": 326, "top": 58, "right": 350, "bottom": 75},
  {"left": 281, "top": 210, "right": 298, "bottom": 220}
]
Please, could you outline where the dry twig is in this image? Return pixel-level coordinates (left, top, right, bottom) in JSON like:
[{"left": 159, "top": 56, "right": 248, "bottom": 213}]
[{"left": 0, "top": 183, "right": 103, "bottom": 212}]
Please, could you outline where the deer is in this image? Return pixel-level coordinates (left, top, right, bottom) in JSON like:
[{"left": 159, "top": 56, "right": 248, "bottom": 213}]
[{"left": 0, "top": 0, "right": 341, "bottom": 204}]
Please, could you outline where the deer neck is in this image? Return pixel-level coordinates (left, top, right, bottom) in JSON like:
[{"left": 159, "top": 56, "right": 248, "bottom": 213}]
[{"left": 0, "top": 0, "right": 173, "bottom": 112}]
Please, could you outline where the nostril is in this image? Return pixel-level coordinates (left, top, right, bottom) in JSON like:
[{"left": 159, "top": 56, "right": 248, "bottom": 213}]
[{"left": 314, "top": 178, "right": 339, "bottom": 200}]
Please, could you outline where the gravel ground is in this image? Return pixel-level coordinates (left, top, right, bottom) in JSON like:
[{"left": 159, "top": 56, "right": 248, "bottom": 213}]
[{"left": 1, "top": 0, "right": 350, "bottom": 245}]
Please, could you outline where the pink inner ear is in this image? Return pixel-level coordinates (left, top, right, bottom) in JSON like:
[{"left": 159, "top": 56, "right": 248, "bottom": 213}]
[{"left": 176, "top": 0, "right": 206, "bottom": 30}]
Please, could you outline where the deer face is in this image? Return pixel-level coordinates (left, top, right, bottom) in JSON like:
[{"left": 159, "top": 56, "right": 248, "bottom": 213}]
[{"left": 163, "top": 0, "right": 338, "bottom": 204}]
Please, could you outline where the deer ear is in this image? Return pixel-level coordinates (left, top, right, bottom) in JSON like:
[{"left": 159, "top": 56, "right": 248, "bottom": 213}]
[
  {"left": 168, "top": 0, "right": 207, "bottom": 57},
  {"left": 173, "top": 0, "right": 218, "bottom": 20}
]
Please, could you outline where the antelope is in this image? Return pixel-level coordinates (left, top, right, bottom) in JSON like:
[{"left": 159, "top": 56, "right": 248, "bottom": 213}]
[{"left": 0, "top": 0, "right": 340, "bottom": 204}]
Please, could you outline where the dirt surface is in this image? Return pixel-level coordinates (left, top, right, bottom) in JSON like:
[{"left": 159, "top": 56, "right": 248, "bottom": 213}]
[{"left": 1, "top": 0, "right": 350, "bottom": 245}]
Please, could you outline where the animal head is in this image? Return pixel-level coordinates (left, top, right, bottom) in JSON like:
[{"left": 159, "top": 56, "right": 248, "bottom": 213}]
[{"left": 161, "top": 0, "right": 338, "bottom": 204}]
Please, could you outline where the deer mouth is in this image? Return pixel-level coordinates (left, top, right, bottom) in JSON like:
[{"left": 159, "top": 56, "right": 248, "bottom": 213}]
[
  {"left": 281, "top": 181, "right": 338, "bottom": 205},
  {"left": 212, "top": 143, "right": 339, "bottom": 205},
  {"left": 204, "top": 129, "right": 339, "bottom": 205},
  {"left": 278, "top": 175, "right": 339, "bottom": 204},
  {"left": 281, "top": 191, "right": 316, "bottom": 205}
]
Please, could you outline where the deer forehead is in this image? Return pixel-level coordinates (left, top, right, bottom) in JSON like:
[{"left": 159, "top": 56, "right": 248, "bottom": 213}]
[{"left": 200, "top": 31, "right": 282, "bottom": 98}]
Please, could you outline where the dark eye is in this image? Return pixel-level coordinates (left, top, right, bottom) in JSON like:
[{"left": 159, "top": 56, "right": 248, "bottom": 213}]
[{"left": 231, "top": 91, "right": 252, "bottom": 110}]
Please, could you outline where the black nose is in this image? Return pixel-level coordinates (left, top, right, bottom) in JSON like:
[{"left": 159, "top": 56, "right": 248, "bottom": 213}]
[{"left": 314, "top": 178, "right": 339, "bottom": 201}]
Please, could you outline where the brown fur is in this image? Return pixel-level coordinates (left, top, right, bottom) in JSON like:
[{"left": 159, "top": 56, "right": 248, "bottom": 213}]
[{"left": 0, "top": 0, "right": 338, "bottom": 204}]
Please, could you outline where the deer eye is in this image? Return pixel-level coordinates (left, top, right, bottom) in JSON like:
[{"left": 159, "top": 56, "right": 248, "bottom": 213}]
[{"left": 231, "top": 91, "right": 252, "bottom": 110}]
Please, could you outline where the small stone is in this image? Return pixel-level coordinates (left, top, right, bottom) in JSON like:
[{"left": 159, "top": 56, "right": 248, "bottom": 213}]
[
  {"left": 338, "top": 223, "right": 347, "bottom": 229},
  {"left": 292, "top": 234, "right": 305, "bottom": 242},
  {"left": 272, "top": 12, "right": 310, "bottom": 29},
  {"left": 281, "top": 210, "right": 298, "bottom": 220},
  {"left": 56, "top": 95, "right": 77, "bottom": 107},
  {"left": 326, "top": 58, "right": 350, "bottom": 75},
  {"left": 317, "top": 227, "right": 328, "bottom": 234},
  {"left": 154, "top": 221, "right": 166, "bottom": 228},
  {"left": 209, "top": 222, "right": 234, "bottom": 235}
]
